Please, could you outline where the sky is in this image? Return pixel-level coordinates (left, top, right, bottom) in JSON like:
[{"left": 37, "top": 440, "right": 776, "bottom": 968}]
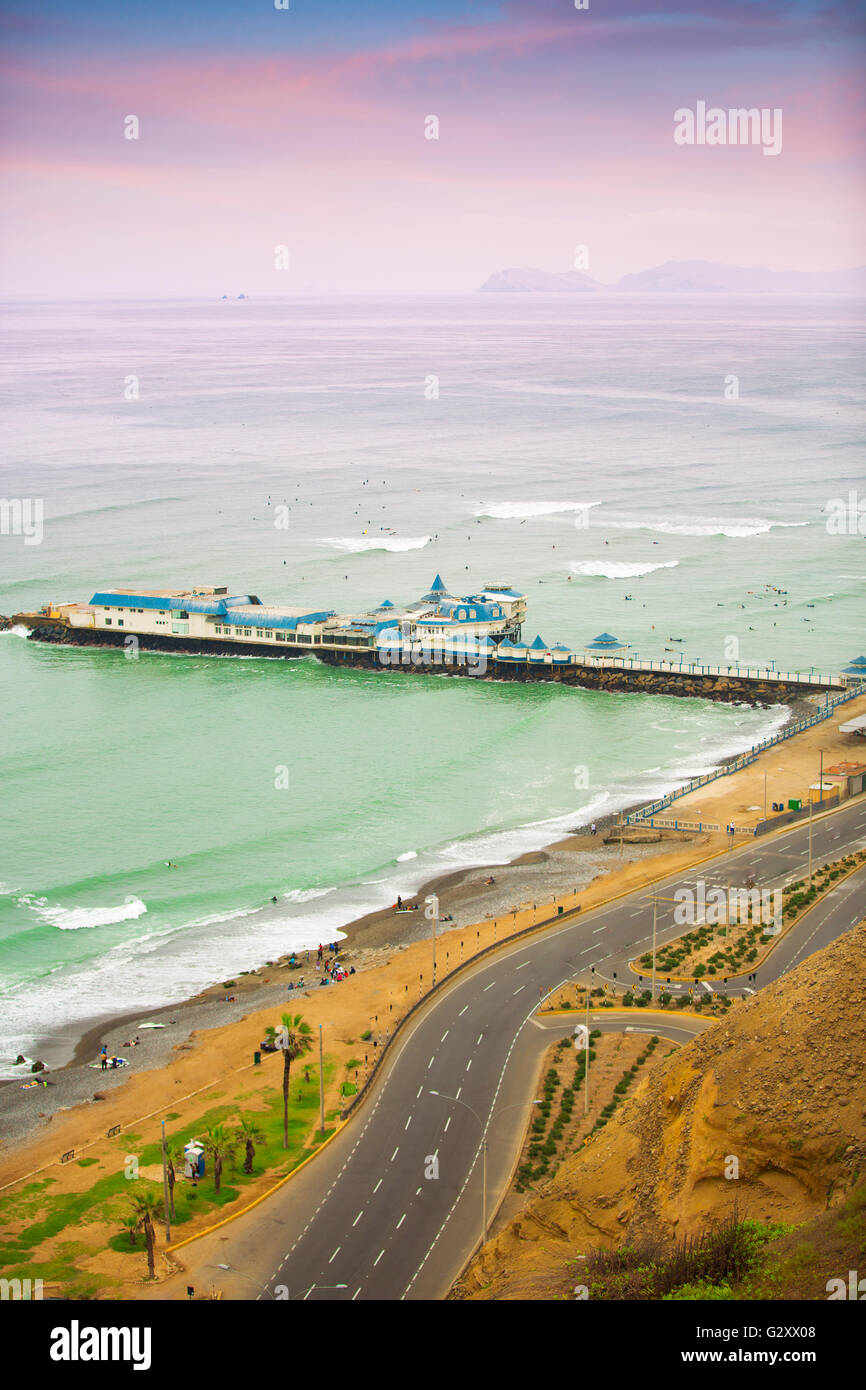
[{"left": 1, "top": 0, "right": 864, "bottom": 296}]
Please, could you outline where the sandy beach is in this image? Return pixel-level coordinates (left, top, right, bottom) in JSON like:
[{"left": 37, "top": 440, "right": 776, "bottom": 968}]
[{"left": 0, "top": 688, "right": 863, "bottom": 1220}]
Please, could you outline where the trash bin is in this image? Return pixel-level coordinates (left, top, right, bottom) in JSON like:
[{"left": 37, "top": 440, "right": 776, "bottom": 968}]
[
  {"left": 788, "top": 798, "right": 801, "bottom": 811},
  {"left": 557, "top": 905, "right": 563, "bottom": 915},
  {"left": 253, "top": 1050, "right": 261, "bottom": 1066}
]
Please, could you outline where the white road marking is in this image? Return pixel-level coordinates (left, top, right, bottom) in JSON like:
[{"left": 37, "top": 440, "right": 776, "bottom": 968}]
[
  {"left": 391, "top": 1147, "right": 399, "bottom": 1161},
  {"left": 353, "top": 1211, "right": 363, "bottom": 1227},
  {"left": 440, "top": 1031, "right": 449, "bottom": 1042},
  {"left": 404, "top": 1115, "right": 412, "bottom": 1130},
  {"left": 374, "top": 1250, "right": 384, "bottom": 1267},
  {"left": 396, "top": 1213, "right": 406, "bottom": 1229},
  {"left": 373, "top": 1179, "right": 382, "bottom": 1193},
  {"left": 513, "top": 985, "right": 525, "bottom": 995},
  {"left": 483, "top": 982, "right": 496, "bottom": 992},
  {"left": 329, "top": 1247, "right": 340, "bottom": 1263},
  {"left": 443, "top": 1116, "right": 451, "bottom": 1133},
  {"left": 465, "top": 1059, "right": 472, "bottom": 1071},
  {"left": 458, "top": 1006, "right": 468, "bottom": 1016}
]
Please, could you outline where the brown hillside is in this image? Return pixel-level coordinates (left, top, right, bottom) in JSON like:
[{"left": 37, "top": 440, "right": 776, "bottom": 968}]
[{"left": 455, "top": 923, "right": 866, "bottom": 1300}]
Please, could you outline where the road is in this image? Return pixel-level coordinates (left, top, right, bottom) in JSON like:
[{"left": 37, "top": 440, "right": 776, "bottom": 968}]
[{"left": 166, "top": 795, "right": 866, "bottom": 1303}]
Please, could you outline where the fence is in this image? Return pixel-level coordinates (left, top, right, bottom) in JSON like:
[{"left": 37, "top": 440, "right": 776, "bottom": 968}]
[{"left": 626, "top": 683, "right": 866, "bottom": 825}]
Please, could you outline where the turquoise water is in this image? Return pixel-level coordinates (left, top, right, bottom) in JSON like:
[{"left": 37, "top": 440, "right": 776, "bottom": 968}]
[{"left": 0, "top": 296, "right": 862, "bottom": 1067}]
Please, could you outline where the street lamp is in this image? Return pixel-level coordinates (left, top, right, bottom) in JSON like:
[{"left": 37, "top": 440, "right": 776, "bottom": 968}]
[
  {"left": 206, "top": 1263, "right": 276, "bottom": 1300},
  {"left": 777, "top": 767, "right": 814, "bottom": 884},
  {"left": 207, "top": 1264, "right": 347, "bottom": 1300},
  {"left": 425, "top": 893, "right": 439, "bottom": 985},
  {"left": 428, "top": 1091, "right": 541, "bottom": 1244}
]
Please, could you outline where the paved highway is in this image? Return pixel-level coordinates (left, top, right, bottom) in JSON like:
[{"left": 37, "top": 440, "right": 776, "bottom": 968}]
[{"left": 167, "top": 795, "right": 866, "bottom": 1303}]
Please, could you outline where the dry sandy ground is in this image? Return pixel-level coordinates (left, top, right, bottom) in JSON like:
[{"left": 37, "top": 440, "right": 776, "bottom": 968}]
[{"left": 1, "top": 691, "right": 863, "bottom": 1246}]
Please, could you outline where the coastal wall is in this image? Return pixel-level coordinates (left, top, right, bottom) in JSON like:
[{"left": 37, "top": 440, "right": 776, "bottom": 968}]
[{"left": 8, "top": 616, "right": 843, "bottom": 707}]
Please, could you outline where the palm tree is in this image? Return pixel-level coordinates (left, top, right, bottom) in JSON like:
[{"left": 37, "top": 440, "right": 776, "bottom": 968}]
[
  {"left": 129, "top": 1191, "right": 161, "bottom": 1279},
  {"left": 164, "top": 1140, "right": 182, "bottom": 1219},
  {"left": 202, "top": 1124, "right": 236, "bottom": 1194},
  {"left": 120, "top": 1212, "right": 138, "bottom": 1247},
  {"left": 235, "top": 1115, "right": 266, "bottom": 1175},
  {"left": 265, "top": 1012, "right": 313, "bottom": 1148}
]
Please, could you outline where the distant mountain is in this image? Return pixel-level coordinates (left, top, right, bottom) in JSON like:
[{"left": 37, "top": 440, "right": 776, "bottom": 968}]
[
  {"left": 479, "top": 260, "right": 866, "bottom": 294},
  {"left": 617, "top": 260, "right": 866, "bottom": 293},
  {"left": 479, "top": 267, "right": 602, "bottom": 293}
]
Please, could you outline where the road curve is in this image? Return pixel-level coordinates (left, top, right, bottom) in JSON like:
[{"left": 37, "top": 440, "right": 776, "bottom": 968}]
[{"left": 165, "top": 795, "right": 866, "bottom": 1303}]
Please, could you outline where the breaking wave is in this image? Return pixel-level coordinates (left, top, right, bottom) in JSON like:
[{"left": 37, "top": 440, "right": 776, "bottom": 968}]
[
  {"left": 321, "top": 535, "right": 431, "bottom": 552},
  {"left": 475, "top": 501, "right": 603, "bottom": 520},
  {"left": 20, "top": 895, "right": 148, "bottom": 931},
  {"left": 604, "top": 516, "right": 809, "bottom": 539},
  {"left": 570, "top": 559, "right": 680, "bottom": 579}
]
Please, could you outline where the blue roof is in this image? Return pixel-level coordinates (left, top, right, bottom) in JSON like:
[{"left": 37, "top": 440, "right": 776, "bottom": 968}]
[
  {"left": 433, "top": 598, "right": 503, "bottom": 622},
  {"left": 91, "top": 592, "right": 170, "bottom": 610},
  {"left": 429, "top": 574, "right": 446, "bottom": 592},
  {"left": 377, "top": 599, "right": 394, "bottom": 609},
  {"left": 91, "top": 592, "right": 256, "bottom": 614},
  {"left": 178, "top": 596, "right": 255, "bottom": 614},
  {"left": 529, "top": 634, "right": 548, "bottom": 650},
  {"left": 221, "top": 608, "right": 333, "bottom": 630}
]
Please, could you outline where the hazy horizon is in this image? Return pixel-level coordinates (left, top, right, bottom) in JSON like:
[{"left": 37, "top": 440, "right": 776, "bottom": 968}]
[{"left": 2, "top": 1, "right": 865, "bottom": 297}]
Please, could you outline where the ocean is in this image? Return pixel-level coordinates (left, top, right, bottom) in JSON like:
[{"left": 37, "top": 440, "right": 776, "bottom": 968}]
[{"left": 0, "top": 294, "right": 862, "bottom": 1072}]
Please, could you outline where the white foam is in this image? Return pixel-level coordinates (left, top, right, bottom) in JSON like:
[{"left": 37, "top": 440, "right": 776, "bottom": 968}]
[
  {"left": 22, "top": 895, "right": 148, "bottom": 931},
  {"left": 397, "top": 850, "right": 418, "bottom": 862},
  {"left": 476, "top": 501, "right": 602, "bottom": 520},
  {"left": 0, "top": 624, "right": 30, "bottom": 638},
  {"left": 604, "top": 517, "right": 809, "bottom": 539},
  {"left": 570, "top": 559, "right": 680, "bottom": 579},
  {"left": 320, "top": 535, "right": 431, "bottom": 552},
  {"left": 282, "top": 886, "right": 337, "bottom": 903}
]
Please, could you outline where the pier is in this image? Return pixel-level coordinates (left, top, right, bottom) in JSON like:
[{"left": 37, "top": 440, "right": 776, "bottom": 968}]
[{"left": 3, "top": 573, "right": 861, "bottom": 708}]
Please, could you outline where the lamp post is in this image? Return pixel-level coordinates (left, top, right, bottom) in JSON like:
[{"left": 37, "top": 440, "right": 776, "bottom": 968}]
[
  {"left": 425, "top": 893, "right": 439, "bottom": 985},
  {"left": 777, "top": 767, "right": 814, "bottom": 885},
  {"left": 160, "top": 1119, "right": 171, "bottom": 1243},
  {"left": 651, "top": 889, "right": 658, "bottom": 1003},
  {"left": 311, "top": 1023, "right": 324, "bottom": 1137},
  {"left": 207, "top": 1264, "right": 347, "bottom": 1300},
  {"left": 206, "top": 1263, "right": 276, "bottom": 1300},
  {"left": 429, "top": 1091, "right": 541, "bottom": 1244}
]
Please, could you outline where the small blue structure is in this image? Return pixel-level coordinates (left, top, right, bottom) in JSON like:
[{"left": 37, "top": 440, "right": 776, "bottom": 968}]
[{"left": 585, "top": 631, "right": 626, "bottom": 653}]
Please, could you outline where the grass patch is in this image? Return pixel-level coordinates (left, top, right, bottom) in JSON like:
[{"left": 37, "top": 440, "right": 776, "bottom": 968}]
[{"left": 0, "top": 1055, "right": 339, "bottom": 1294}]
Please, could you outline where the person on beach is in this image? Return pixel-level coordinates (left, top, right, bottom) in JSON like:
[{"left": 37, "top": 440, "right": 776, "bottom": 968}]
[
  {"left": 591, "top": 823, "right": 597, "bottom": 836},
  {"left": 100, "top": 1046, "right": 108, "bottom": 1071},
  {"left": 397, "top": 895, "right": 403, "bottom": 910}
]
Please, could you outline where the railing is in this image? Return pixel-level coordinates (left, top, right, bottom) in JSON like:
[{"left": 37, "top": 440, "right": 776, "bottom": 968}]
[{"left": 625, "top": 683, "right": 866, "bottom": 825}]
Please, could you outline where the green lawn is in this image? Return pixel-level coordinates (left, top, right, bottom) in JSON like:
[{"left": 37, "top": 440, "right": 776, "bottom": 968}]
[{"left": 0, "top": 1056, "right": 337, "bottom": 1297}]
